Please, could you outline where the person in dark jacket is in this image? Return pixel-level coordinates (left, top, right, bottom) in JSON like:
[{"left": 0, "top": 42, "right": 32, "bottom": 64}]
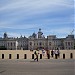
[
  {"left": 51, "top": 49, "right": 54, "bottom": 58},
  {"left": 34, "top": 50, "right": 39, "bottom": 61},
  {"left": 46, "top": 50, "right": 50, "bottom": 59}
]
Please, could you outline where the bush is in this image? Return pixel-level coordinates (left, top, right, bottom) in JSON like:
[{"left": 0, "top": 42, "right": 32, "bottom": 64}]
[{"left": 0, "top": 46, "right": 7, "bottom": 50}]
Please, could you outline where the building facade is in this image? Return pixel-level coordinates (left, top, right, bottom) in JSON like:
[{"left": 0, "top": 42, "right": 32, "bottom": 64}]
[
  {"left": 0, "top": 33, "right": 18, "bottom": 50},
  {"left": 28, "top": 29, "right": 75, "bottom": 50},
  {"left": 0, "top": 29, "right": 75, "bottom": 50}
]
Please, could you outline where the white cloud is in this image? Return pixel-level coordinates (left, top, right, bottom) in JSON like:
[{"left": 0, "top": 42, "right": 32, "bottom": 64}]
[
  {"left": 5, "top": 32, "right": 31, "bottom": 38},
  {"left": 6, "top": 32, "right": 21, "bottom": 38},
  {"left": 43, "top": 27, "right": 74, "bottom": 35},
  {"left": 0, "top": 0, "right": 73, "bottom": 13},
  {"left": 0, "top": 0, "right": 74, "bottom": 38},
  {"left": 0, "top": 22, "right": 40, "bottom": 29},
  {"left": 0, "top": 0, "right": 73, "bottom": 22}
]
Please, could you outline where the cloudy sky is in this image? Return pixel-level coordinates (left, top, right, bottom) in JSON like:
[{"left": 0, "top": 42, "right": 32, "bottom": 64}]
[{"left": 0, "top": 0, "right": 74, "bottom": 38}]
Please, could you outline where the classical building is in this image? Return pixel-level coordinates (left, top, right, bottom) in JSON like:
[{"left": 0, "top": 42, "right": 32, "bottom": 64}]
[
  {"left": 28, "top": 29, "right": 75, "bottom": 50},
  {"left": 16, "top": 36, "right": 28, "bottom": 50},
  {"left": 0, "top": 29, "right": 75, "bottom": 50},
  {"left": 0, "top": 33, "right": 18, "bottom": 50}
]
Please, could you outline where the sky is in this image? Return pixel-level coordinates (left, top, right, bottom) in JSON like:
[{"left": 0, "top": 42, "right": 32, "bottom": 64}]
[{"left": 0, "top": 0, "right": 74, "bottom": 38}]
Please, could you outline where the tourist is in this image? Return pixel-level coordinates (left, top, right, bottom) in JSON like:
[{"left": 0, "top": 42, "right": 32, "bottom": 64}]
[
  {"left": 55, "top": 49, "right": 58, "bottom": 59},
  {"left": 46, "top": 50, "right": 50, "bottom": 59},
  {"left": 34, "top": 50, "right": 39, "bottom": 61},
  {"left": 51, "top": 49, "right": 54, "bottom": 58},
  {"left": 42, "top": 49, "right": 45, "bottom": 56},
  {"left": 57, "top": 48, "right": 60, "bottom": 58}
]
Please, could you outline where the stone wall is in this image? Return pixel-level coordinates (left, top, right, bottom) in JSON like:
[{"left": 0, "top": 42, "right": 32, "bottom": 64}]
[{"left": 0, "top": 50, "right": 75, "bottom": 59}]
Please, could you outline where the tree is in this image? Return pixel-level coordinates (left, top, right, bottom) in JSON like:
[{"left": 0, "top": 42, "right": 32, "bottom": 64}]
[{"left": 0, "top": 46, "right": 7, "bottom": 50}]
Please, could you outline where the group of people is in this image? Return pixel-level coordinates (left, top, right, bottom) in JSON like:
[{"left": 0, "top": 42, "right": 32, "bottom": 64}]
[
  {"left": 33, "top": 48, "right": 60, "bottom": 62},
  {"left": 42, "top": 48, "right": 60, "bottom": 59},
  {"left": 51, "top": 48, "right": 60, "bottom": 59}
]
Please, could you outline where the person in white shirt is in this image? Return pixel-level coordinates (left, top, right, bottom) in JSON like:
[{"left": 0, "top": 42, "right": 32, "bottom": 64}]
[
  {"left": 42, "top": 49, "right": 45, "bottom": 56},
  {"left": 55, "top": 49, "right": 58, "bottom": 59}
]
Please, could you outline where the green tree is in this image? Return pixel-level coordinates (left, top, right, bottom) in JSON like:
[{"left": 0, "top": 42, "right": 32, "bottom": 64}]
[{"left": 0, "top": 46, "right": 7, "bottom": 50}]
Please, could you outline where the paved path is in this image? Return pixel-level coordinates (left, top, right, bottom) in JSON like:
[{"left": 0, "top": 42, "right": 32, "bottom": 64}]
[{"left": 0, "top": 59, "right": 75, "bottom": 75}]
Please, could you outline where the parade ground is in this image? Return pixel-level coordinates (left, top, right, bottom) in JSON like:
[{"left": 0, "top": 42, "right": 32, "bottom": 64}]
[{"left": 0, "top": 59, "right": 74, "bottom": 75}]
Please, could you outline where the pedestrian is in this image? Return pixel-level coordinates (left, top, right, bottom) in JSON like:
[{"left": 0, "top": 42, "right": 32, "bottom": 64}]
[
  {"left": 51, "top": 49, "right": 54, "bottom": 57},
  {"left": 57, "top": 48, "right": 60, "bottom": 58},
  {"left": 46, "top": 50, "right": 50, "bottom": 59},
  {"left": 34, "top": 50, "right": 39, "bottom": 61},
  {"left": 42, "top": 49, "right": 45, "bottom": 56},
  {"left": 55, "top": 49, "right": 58, "bottom": 59}
]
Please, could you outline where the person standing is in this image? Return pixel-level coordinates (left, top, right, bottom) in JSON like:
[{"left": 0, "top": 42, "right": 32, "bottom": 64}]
[
  {"left": 55, "top": 49, "right": 58, "bottom": 59},
  {"left": 42, "top": 49, "right": 45, "bottom": 56},
  {"left": 57, "top": 48, "right": 60, "bottom": 58},
  {"left": 46, "top": 50, "right": 50, "bottom": 59},
  {"left": 51, "top": 49, "right": 54, "bottom": 58}
]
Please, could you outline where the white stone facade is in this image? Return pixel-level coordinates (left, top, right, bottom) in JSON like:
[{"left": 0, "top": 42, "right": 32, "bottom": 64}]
[
  {"left": 28, "top": 29, "right": 75, "bottom": 50},
  {"left": 0, "top": 29, "right": 75, "bottom": 50},
  {"left": 0, "top": 38, "right": 18, "bottom": 50}
]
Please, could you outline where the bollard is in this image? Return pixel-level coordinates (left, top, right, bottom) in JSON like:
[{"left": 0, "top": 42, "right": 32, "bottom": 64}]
[
  {"left": 63, "top": 54, "right": 65, "bottom": 59},
  {"left": 32, "top": 54, "right": 34, "bottom": 59},
  {"left": 9, "top": 54, "right": 11, "bottom": 59},
  {"left": 70, "top": 53, "right": 73, "bottom": 59},
  {"left": 2, "top": 54, "right": 4, "bottom": 59},
  {"left": 40, "top": 54, "right": 42, "bottom": 59},
  {"left": 17, "top": 54, "right": 19, "bottom": 59},
  {"left": 24, "top": 54, "right": 27, "bottom": 59}
]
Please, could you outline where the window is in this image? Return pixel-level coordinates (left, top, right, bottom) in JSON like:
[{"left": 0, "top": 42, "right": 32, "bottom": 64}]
[
  {"left": 11, "top": 42, "right": 12, "bottom": 46},
  {"left": 71, "top": 42, "right": 73, "bottom": 46},
  {"left": 30, "top": 42, "right": 32, "bottom": 46},
  {"left": 14, "top": 43, "right": 15, "bottom": 46},
  {"left": 65, "top": 42, "right": 67, "bottom": 46},
  {"left": 8, "top": 42, "right": 9, "bottom": 46},
  {"left": 39, "top": 42, "right": 42, "bottom": 46},
  {"left": 68, "top": 42, "right": 70, "bottom": 46},
  {"left": 49, "top": 42, "right": 51, "bottom": 46}
]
